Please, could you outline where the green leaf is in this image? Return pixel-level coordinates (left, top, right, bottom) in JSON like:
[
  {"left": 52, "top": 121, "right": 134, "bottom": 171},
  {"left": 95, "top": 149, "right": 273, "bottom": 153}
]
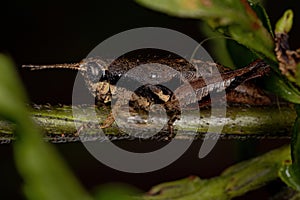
[
  {"left": 0, "top": 55, "right": 28, "bottom": 124},
  {"left": 249, "top": 1, "right": 273, "bottom": 37},
  {"left": 94, "top": 183, "right": 140, "bottom": 200},
  {"left": 226, "top": 40, "right": 258, "bottom": 68},
  {"left": 263, "top": 72, "right": 300, "bottom": 104},
  {"left": 0, "top": 54, "right": 92, "bottom": 200},
  {"left": 200, "top": 1, "right": 271, "bottom": 68},
  {"left": 135, "top": 0, "right": 276, "bottom": 61},
  {"left": 141, "top": 146, "right": 290, "bottom": 200},
  {"left": 199, "top": 23, "right": 235, "bottom": 68},
  {"left": 279, "top": 105, "right": 300, "bottom": 191}
]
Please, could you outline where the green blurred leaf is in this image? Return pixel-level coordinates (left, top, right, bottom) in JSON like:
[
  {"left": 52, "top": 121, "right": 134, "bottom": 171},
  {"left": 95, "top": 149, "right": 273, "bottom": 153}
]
[
  {"left": 136, "top": 0, "right": 276, "bottom": 61},
  {"left": 199, "top": 23, "right": 235, "bottom": 68},
  {"left": 0, "top": 55, "right": 27, "bottom": 101},
  {"left": 226, "top": 40, "right": 258, "bottom": 68},
  {"left": 141, "top": 146, "right": 290, "bottom": 200},
  {"left": 0, "top": 55, "right": 28, "bottom": 124},
  {"left": 0, "top": 54, "right": 92, "bottom": 200},
  {"left": 200, "top": 23, "right": 257, "bottom": 69},
  {"left": 250, "top": 1, "right": 273, "bottom": 37},
  {"left": 200, "top": 1, "right": 271, "bottom": 68},
  {"left": 263, "top": 72, "right": 300, "bottom": 104},
  {"left": 279, "top": 105, "right": 300, "bottom": 191},
  {"left": 94, "top": 183, "right": 140, "bottom": 200}
]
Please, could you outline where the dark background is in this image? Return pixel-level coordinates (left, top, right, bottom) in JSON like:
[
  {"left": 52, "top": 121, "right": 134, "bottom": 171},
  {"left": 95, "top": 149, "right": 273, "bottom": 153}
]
[{"left": 0, "top": 0, "right": 298, "bottom": 199}]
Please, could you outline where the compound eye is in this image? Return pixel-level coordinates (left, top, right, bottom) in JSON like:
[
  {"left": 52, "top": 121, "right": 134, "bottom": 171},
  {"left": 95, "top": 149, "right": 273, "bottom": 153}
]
[{"left": 86, "top": 62, "right": 103, "bottom": 83}]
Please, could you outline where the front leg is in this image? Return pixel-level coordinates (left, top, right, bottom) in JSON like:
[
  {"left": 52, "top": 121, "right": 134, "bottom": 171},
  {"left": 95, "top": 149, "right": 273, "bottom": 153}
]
[{"left": 99, "top": 84, "right": 181, "bottom": 138}]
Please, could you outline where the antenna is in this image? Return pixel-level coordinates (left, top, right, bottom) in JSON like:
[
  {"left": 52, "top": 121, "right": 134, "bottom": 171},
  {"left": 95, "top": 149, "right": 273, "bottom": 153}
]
[{"left": 22, "top": 63, "right": 82, "bottom": 71}]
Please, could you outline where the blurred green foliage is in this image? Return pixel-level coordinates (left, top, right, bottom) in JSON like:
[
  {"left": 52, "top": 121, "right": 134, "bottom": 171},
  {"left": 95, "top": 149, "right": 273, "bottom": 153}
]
[
  {"left": 0, "top": 55, "right": 136, "bottom": 199},
  {"left": 279, "top": 105, "right": 300, "bottom": 191},
  {"left": 0, "top": 55, "right": 92, "bottom": 200},
  {"left": 136, "top": 0, "right": 275, "bottom": 61}
]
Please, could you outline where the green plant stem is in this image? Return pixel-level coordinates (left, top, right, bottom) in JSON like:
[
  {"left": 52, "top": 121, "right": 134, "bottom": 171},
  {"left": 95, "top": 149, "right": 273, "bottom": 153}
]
[
  {"left": 0, "top": 104, "right": 295, "bottom": 142},
  {"left": 138, "top": 145, "right": 290, "bottom": 200}
]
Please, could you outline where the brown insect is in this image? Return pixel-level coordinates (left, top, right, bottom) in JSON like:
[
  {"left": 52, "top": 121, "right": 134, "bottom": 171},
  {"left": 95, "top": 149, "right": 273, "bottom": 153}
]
[{"left": 23, "top": 56, "right": 271, "bottom": 137}]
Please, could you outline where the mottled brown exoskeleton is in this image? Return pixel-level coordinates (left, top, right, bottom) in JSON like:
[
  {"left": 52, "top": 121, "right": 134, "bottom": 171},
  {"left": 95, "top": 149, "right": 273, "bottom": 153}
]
[{"left": 23, "top": 56, "right": 271, "bottom": 137}]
